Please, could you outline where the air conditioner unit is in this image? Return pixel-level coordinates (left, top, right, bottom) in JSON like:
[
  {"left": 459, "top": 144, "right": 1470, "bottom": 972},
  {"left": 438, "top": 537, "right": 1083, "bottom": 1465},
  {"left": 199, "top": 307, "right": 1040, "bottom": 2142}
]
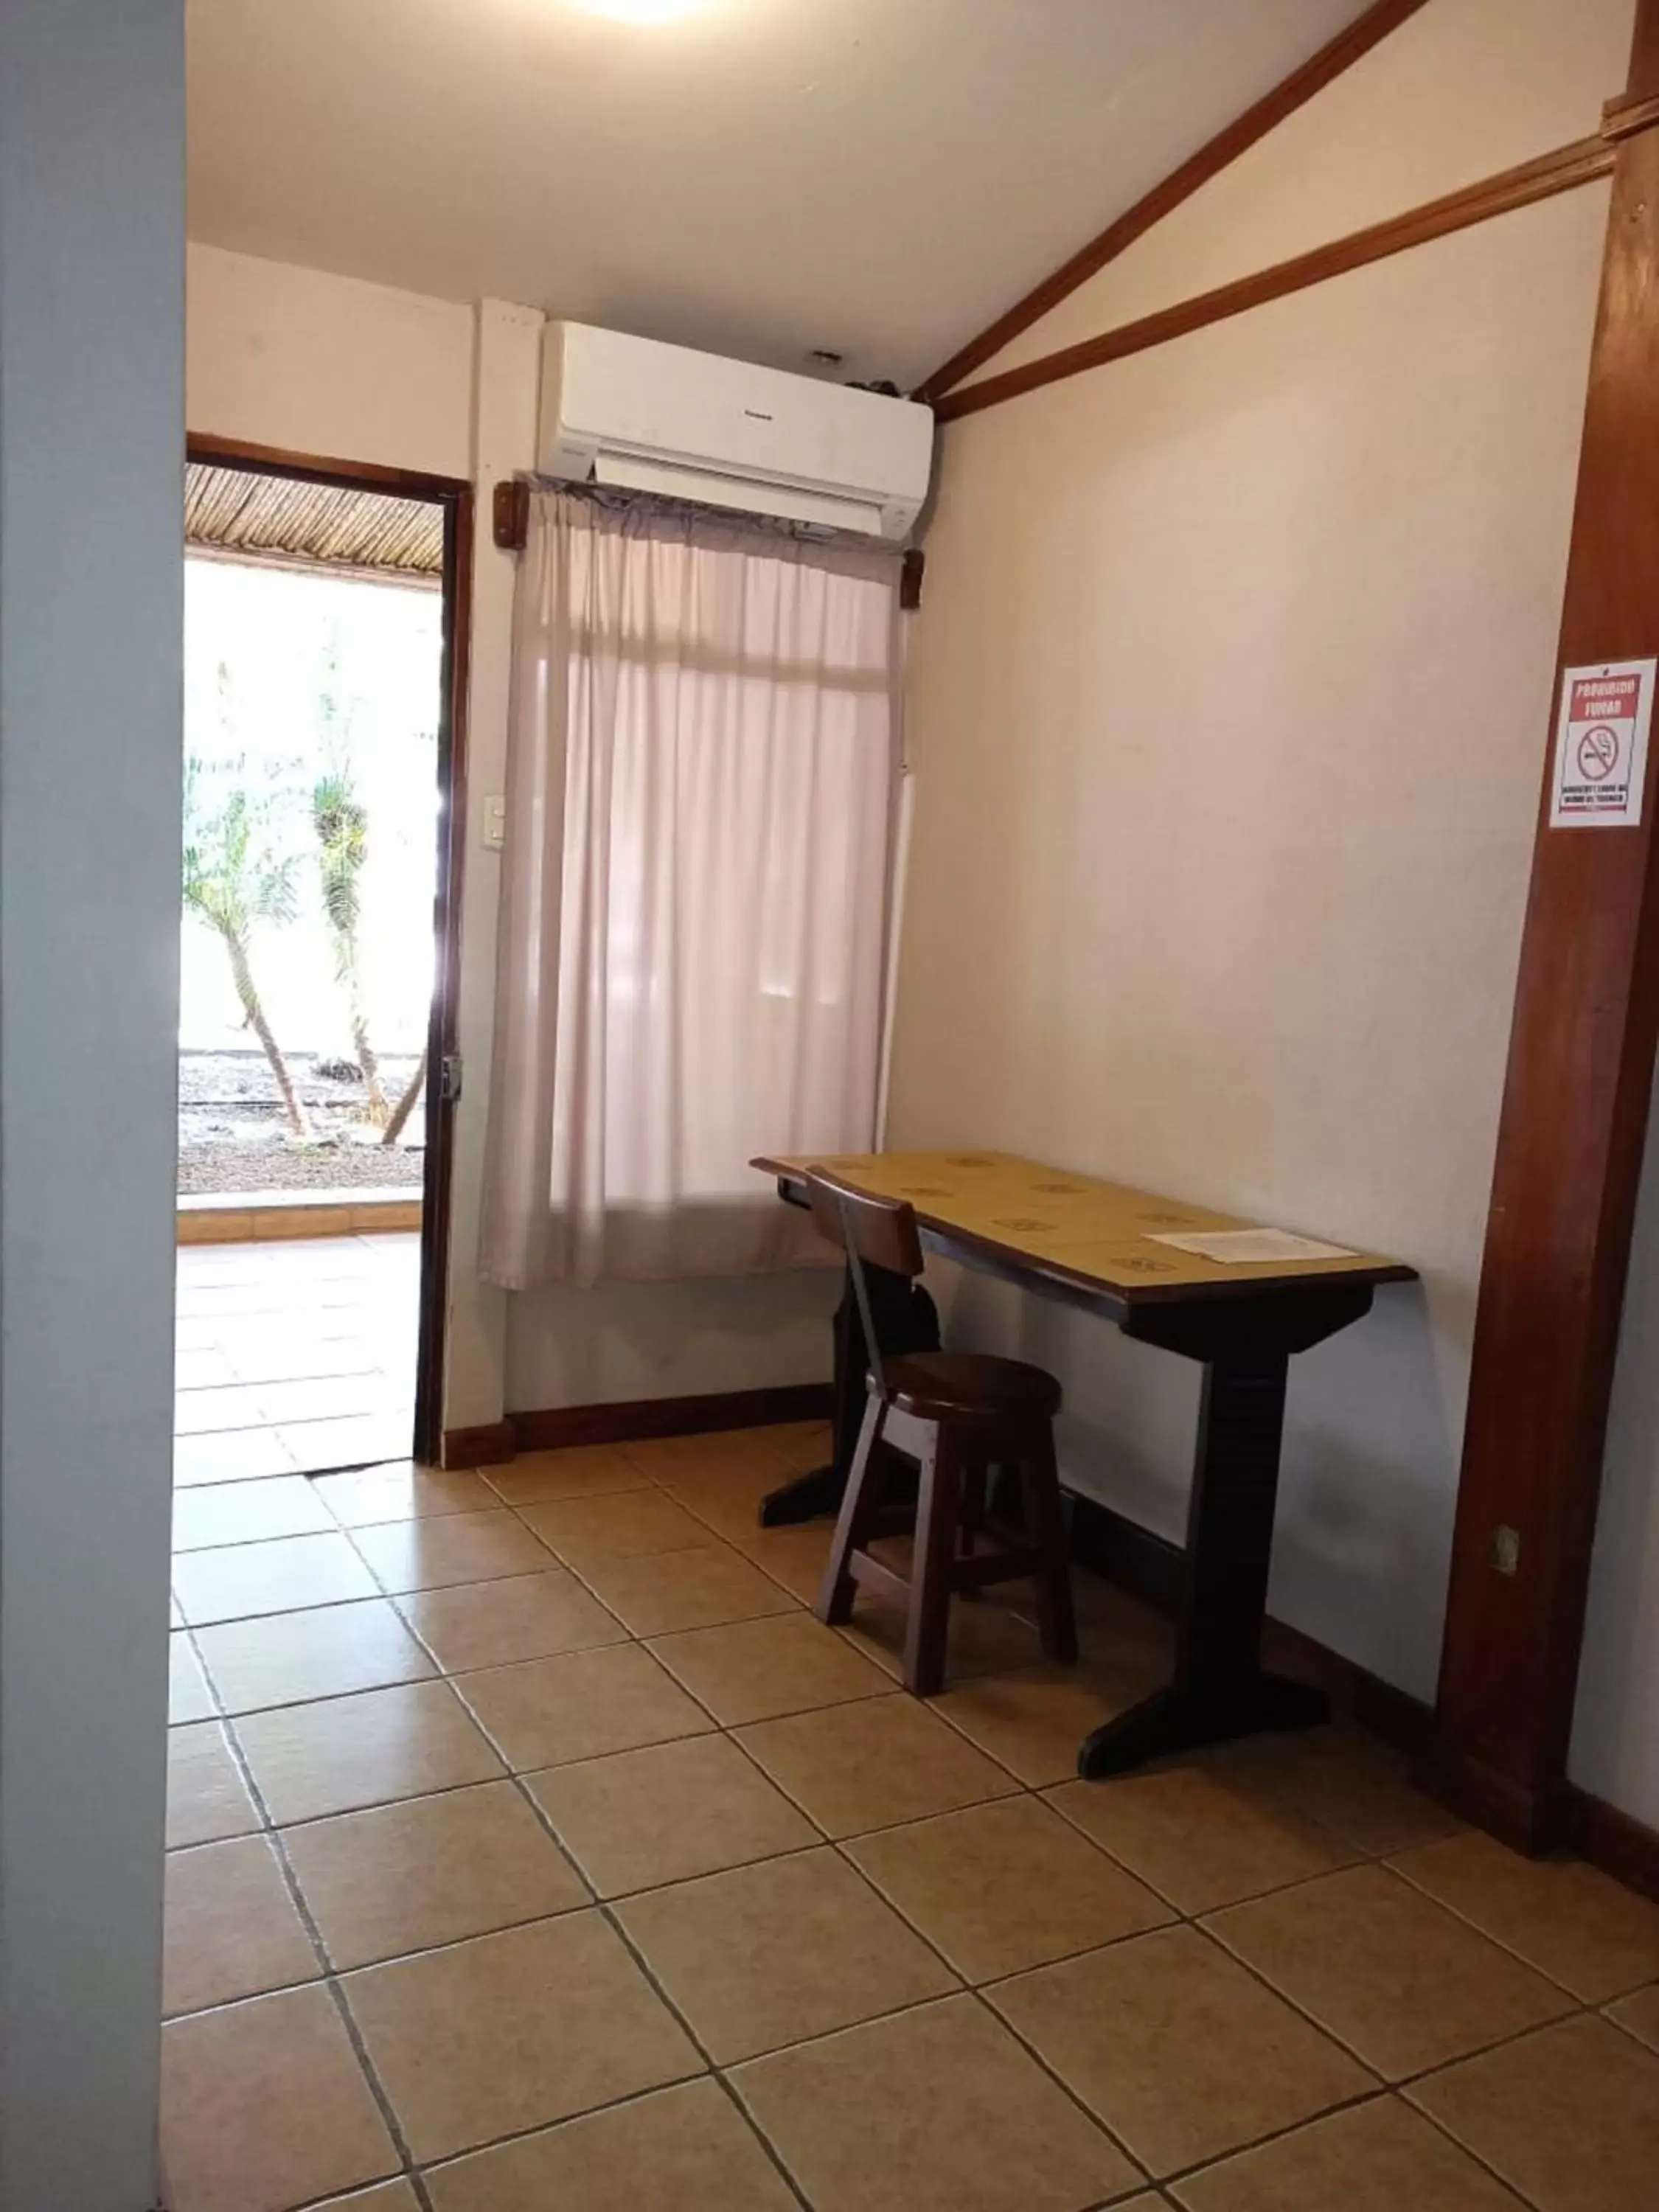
[{"left": 537, "top": 321, "right": 933, "bottom": 542}]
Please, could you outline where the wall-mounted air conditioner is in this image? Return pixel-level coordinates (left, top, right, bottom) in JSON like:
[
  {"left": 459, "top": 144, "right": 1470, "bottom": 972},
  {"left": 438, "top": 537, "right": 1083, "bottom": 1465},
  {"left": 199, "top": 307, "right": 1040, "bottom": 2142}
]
[{"left": 538, "top": 321, "right": 933, "bottom": 541}]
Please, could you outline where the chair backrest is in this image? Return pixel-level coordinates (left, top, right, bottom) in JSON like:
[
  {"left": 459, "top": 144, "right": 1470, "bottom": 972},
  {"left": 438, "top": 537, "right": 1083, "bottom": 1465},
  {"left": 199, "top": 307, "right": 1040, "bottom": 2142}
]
[{"left": 804, "top": 1171, "right": 924, "bottom": 1402}]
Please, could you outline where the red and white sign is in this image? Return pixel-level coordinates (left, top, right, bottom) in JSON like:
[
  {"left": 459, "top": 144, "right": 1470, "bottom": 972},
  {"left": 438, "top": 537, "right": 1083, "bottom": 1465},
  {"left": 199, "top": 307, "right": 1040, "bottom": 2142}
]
[{"left": 1550, "top": 659, "right": 1655, "bottom": 828}]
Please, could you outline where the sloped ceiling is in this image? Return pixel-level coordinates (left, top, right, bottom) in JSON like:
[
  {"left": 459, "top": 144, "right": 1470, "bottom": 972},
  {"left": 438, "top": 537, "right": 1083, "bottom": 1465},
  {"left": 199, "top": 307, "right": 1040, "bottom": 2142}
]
[{"left": 189, "top": 0, "right": 1375, "bottom": 391}]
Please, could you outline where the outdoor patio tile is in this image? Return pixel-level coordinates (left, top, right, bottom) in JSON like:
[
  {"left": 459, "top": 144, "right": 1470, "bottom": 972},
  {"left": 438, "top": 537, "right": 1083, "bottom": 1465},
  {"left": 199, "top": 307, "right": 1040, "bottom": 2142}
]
[{"left": 174, "top": 1426, "right": 302, "bottom": 1485}]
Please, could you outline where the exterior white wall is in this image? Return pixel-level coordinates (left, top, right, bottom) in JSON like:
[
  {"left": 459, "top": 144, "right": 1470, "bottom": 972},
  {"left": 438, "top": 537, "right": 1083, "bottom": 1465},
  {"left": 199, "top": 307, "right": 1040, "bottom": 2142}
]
[
  {"left": 185, "top": 250, "right": 837, "bottom": 1430},
  {"left": 0, "top": 3, "right": 184, "bottom": 2204},
  {"left": 187, "top": 243, "right": 473, "bottom": 479},
  {"left": 894, "top": 0, "right": 1626, "bottom": 1711}
]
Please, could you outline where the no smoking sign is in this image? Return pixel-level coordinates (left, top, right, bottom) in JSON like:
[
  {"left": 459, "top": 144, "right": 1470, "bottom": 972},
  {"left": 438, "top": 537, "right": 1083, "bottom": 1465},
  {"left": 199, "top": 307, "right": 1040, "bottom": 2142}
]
[{"left": 1551, "top": 660, "right": 1656, "bottom": 829}]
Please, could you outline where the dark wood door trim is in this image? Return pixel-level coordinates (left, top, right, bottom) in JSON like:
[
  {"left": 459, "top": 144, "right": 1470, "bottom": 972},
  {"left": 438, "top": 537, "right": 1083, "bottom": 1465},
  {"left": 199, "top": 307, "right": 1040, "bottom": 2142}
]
[
  {"left": 184, "top": 433, "right": 472, "bottom": 1468},
  {"left": 1422, "top": 1, "right": 1659, "bottom": 1851},
  {"left": 933, "top": 131, "right": 1615, "bottom": 424},
  {"left": 912, "top": 0, "right": 1431, "bottom": 405}
]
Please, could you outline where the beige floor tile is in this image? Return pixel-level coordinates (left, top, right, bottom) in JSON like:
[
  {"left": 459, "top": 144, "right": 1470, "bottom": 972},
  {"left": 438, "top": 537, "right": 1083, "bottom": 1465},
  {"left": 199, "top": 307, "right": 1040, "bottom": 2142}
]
[
  {"left": 758, "top": 1419, "right": 834, "bottom": 1472},
  {"left": 345, "top": 1911, "right": 701, "bottom": 2163},
  {"left": 647, "top": 1612, "right": 892, "bottom": 1725},
  {"left": 1608, "top": 1981, "right": 1659, "bottom": 2052},
  {"left": 573, "top": 1542, "right": 801, "bottom": 1636},
  {"left": 1172, "top": 2093, "right": 1528, "bottom": 2211},
  {"left": 312, "top": 1462, "right": 495, "bottom": 1526},
  {"left": 661, "top": 1460, "right": 793, "bottom": 1543},
  {"left": 1391, "top": 1829, "right": 1659, "bottom": 2003},
  {"left": 616, "top": 1846, "right": 957, "bottom": 2062},
  {"left": 848, "top": 1795, "right": 1172, "bottom": 1982},
  {"left": 312, "top": 2185, "right": 421, "bottom": 2210},
  {"left": 173, "top": 1531, "right": 380, "bottom": 1625},
  {"left": 177, "top": 1346, "right": 240, "bottom": 1389},
  {"left": 623, "top": 1426, "right": 799, "bottom": 1484},
  {"left": 235, "top": 1679, "right": 504, "bottom": 1824},
  {"left": 194, "top": 1598, "right": 436, "bottom": 1714},
  {"left": 840, "top": 1587, "right": 1052, "bottom": 1683},
  {"left": 168, "top": 1719, "right": 262, "bottom": 1847},
  {"left": 284, "top": 1779, "right": 588, "bottom": 1969},
  {"left": 351, "top": 1510, "right": 554, "bottom": 1593},
  {"left": 170, "top": 1632, "right": 216, "bottom": 1725},
  {"left": 526, "top": 1732, "right": 817, "bottom": 1897},
  {"left": 930, "top": 1663, "right": 1151, "bottom": 1786},
  {"left": 1045, "top": 1761, "right": 1356, "bottom": 1914},
  {"left": 161, "top": 1984, "right": 399, "bottom": 2212},
  {"left": 1408, "top": 2016, "right": 1659, "bottom": 2212},
  {"left": 516, "top": 1487, "right": 712, "bottom": 1566},
  {"left": 731, "top": 1992, "right": 1138, "bottom": 2212},
  {"left": 1210, "top": 1864, "right": 1573, "bottom": 2082},
  {"left": 173, "top": 1473, "right": 337, "bottom": 1551},
  {"left": 397, "top": 1568, "right": 627, "bottom": 1673},
  {"left": 456, "top": 1642, "right": 715, "bottom": 1771},
  {"left": 991, "top": 1924, "right": 1371, "bottom": 2178},
  {"left": 174, "top": 1426, "right": 300, "bottom": 1485},
  {"left": 1219, "top": 1727, "right": 1463, "bottom": 1856},
  {"left": 311, "top": 2185, "right": 421, "bottom": 2209},
  {"left": 163, "top": 1835, "right": 319, "bottom": 2017},
  {"left": 735, "top": 1693, "right": 1020, "bottom": 1837},
  {"left": 423, "top": 2076, "right": 799, "bottom": 2211},
  {"left": 480, "top": 1444, "right": 649, "bottom": 1506},
  {"left": 732, "top": 1522, "right": 836, "bottom": 1604}
]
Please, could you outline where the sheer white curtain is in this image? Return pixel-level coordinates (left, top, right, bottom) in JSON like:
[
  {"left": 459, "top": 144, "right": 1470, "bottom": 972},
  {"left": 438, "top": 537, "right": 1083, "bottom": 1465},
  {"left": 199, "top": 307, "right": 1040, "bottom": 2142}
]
[{"left": 481, "top": 487, "right": 903, "bottom": 1290}]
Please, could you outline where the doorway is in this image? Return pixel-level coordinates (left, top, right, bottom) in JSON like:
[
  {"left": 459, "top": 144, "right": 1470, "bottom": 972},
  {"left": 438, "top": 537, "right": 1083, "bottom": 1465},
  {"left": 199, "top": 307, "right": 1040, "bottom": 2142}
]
[{"left": 176, "top": 438, "right": 470, "bottom": 1479}]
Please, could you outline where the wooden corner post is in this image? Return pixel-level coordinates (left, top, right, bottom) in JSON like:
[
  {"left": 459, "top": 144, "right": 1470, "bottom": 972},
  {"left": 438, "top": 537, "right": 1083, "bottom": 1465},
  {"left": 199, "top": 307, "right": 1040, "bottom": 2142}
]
[{"left": 1426, "top": 0, "right": 1659, "bottom": 1850}]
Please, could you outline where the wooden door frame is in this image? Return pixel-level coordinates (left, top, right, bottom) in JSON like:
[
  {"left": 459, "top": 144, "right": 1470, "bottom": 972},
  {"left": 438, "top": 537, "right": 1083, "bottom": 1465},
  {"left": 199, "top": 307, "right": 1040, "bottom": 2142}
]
[
  {"left": 1422, "top": 1, "right": 1659, "bottom": 1851},
  {"left": 184, "top": 432, "right": 473, "bottom": 1468}
]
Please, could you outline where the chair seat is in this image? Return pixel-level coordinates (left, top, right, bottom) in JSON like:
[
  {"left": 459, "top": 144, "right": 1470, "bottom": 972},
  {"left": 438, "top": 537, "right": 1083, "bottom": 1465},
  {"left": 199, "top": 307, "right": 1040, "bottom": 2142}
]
[{"left": 880, "top": 1351, "right": 1062, "bottom": 1422}]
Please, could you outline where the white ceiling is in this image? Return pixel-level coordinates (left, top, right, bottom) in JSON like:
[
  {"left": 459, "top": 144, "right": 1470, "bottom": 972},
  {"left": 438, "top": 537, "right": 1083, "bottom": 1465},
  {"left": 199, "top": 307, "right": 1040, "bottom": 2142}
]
[{"left": 188, "top": 0, "right": 1374, "bottom": 391}]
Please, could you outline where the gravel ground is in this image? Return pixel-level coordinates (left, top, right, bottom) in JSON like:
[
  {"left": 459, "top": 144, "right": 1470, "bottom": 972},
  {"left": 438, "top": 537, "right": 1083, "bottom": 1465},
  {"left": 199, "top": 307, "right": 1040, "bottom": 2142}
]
[{"left": 178, "top": 1050, "right": 425, "bottom": 1197}]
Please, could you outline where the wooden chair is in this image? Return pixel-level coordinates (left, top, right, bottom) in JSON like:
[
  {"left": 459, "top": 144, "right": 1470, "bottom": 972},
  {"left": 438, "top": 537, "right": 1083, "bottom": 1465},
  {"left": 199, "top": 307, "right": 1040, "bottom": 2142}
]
[{"left": 806, "top": 1170, "right": 1078, "bottom": 1696}]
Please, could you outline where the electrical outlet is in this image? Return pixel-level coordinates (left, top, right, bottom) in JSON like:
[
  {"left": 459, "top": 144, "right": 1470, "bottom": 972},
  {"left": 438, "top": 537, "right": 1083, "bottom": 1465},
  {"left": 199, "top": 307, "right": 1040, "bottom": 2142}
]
[{"left": 1491, "top": 1523, "right": 1521, "bottom": 1576}]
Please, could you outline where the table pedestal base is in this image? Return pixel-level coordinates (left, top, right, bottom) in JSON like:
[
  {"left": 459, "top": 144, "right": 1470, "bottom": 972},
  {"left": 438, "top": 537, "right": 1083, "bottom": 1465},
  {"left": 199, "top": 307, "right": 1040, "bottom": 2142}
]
[{"left": 1077, "top": 1672, "right": 1329, "bottom": 1778}]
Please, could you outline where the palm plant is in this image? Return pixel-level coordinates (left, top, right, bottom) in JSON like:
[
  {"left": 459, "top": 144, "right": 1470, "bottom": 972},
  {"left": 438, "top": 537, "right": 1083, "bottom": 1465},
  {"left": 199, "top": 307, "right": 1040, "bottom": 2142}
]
[
  {"left": 311, "top": 758, "right": 389, "bottom": 1124},
  {"left": 182, "top": 750, "right": 315, "bottom": 1140}
]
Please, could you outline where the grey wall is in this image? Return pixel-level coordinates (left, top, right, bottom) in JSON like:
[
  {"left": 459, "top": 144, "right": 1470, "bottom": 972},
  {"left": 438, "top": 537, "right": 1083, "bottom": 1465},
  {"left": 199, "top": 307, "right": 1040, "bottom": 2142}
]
[{"left": 0, "top": 4, "right": 184, "bottom": 2205}]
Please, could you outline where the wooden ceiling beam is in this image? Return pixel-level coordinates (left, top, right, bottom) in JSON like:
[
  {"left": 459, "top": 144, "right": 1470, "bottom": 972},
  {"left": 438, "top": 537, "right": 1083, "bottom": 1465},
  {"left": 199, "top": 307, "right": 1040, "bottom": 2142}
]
[
  {"left": 911, "top": 0, "right": 1431, "bottom": 406},
  {"left": 931, "top": 132, "right": 1614, "bottom": 424}
]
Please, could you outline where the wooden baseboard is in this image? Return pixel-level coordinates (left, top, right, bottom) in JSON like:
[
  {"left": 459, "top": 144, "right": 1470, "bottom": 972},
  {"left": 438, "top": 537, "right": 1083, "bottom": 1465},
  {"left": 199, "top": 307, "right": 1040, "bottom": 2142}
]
[
  {"left": 442, "top": 1382, "right": 832, "bottom": 1470},
  {"left": 1064, "top": 1492, "right": 1432, "bottom": 1748},
  {"left": 440, "top": 1420, "right": 515, "bottom": 1470},
  {"left": 1064, "top": 1490, "right": 1659, "bottom": 1893},
  {"left": 1571, "top": 1788, "right": 1659, "bottom": 1905}
]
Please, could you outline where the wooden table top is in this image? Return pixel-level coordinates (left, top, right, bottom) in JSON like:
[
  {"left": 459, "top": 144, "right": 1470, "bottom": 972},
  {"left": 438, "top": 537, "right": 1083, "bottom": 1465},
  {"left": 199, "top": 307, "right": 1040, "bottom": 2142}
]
[{"left": 753, "top": 1149, "right": 1416, "bottom": 1307}]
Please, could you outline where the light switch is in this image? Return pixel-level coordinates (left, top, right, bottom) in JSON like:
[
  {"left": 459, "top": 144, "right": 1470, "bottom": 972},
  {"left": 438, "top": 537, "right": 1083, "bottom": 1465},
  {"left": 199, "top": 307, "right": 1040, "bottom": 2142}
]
[{"left": 481, "top": 795, "right": 507, "bottom": 851}]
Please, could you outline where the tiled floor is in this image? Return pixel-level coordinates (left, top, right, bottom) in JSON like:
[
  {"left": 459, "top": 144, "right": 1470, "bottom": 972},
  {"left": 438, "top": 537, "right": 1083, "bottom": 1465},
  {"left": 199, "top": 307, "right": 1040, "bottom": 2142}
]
[
  {"left": 161, "top": 1416, "right": 1659, "bottom": 2212},
  {"left": 175, "top": 1234, "right": 419, "bottom": 1481}
]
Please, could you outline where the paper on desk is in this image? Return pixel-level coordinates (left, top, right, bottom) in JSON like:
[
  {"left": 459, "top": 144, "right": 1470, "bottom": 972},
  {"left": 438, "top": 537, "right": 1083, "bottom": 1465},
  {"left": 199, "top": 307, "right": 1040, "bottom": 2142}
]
[{"left": 1147, "top": 1228, "right": 1358, "bottom": 1265}]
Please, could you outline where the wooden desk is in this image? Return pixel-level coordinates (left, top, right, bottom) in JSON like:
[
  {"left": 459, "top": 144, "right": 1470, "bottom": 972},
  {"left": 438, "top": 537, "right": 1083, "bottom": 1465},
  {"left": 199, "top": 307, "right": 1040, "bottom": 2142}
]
[{"left": 752, "top": 1149, "right": 1416, "bottom": 1778}]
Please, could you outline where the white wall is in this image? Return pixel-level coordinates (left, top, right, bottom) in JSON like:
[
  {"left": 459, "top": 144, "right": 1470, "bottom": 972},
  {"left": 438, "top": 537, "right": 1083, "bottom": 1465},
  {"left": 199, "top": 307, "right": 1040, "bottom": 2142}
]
[
  {"left": 1572, "top": 1084, "right": 1659, "bottom": 1829},
  {"left": 186, "top": 249, "right": 838, "bottom": 1429},
  {"left": 894, "top": 0, "right": 1627, "bottom": 1708},
  {"left": 0, "top": 3, "right": 183, "bottom": 2205}
]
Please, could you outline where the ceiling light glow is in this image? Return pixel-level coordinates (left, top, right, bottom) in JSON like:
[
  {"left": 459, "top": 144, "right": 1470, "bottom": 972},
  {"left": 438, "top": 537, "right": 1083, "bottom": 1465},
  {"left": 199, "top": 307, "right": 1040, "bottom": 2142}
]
[{"left": 580, "top": 0, "right": 706, "bottom": 24}]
